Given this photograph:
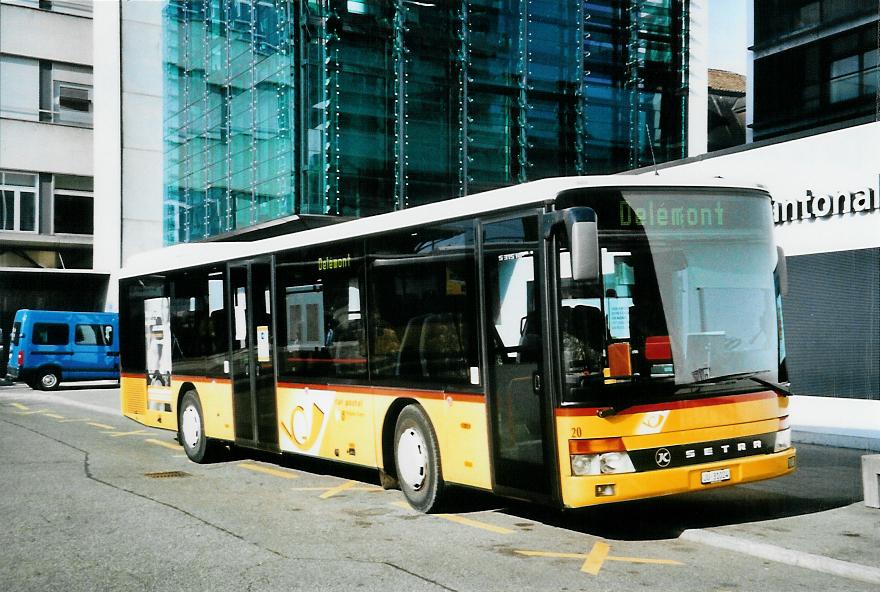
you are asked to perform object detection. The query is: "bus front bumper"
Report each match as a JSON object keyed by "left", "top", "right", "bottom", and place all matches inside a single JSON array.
[{"left": 560, "top": 448, "right": 797, "bottom": 508}]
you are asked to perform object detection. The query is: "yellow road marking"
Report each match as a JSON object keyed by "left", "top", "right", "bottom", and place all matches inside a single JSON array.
[
  {"left": 239, "top": 463, "right": 299, "bottom": 479},
  {"left": 581, "top": 542, "right": 610, "bottom": 575},
  {"left": 436, "top": 514, "right": 513, "bottom": 535},
  {"left": 319, "top": 480, "right": 358, "bottom": 499},
  {"left": 16, "top": 409, "right": 48, "bottom": 415},
  {"left": 88, "top": 422, "right": 115, "bottom": 430},
  {"left": 146, "top": 438, "right": 180, "bottom": 451},
  {"left": 108, "top": 429, "right": 149, "bottom": 437},
  {"left": 10, "top": 403, "right": 29, "bottom": 410},
  {"left": 517, "top": 551, "right": 586, "bottom": 559},
  {"left": 390, "top": 502, "right": 512, "bottom": 534},
  {"left": 59, "top": 418, "right": 92, "bottom": 423},
  {"left": 292, "top": 485, "right": 383, "bottom": 492},
  {"left": 44, "top": 413, "right": 65, "bottom": 419},
  {"left": 515, "top": 543, "right": 682, "bottom": 576}
]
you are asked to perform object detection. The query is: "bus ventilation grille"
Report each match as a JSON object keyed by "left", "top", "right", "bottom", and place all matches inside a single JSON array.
[
  {"left": 122, "top": 380, "right": 147, "bottom": 415},
  {"left": 144, "top": 471, "right": 190, "bottom": 479}
]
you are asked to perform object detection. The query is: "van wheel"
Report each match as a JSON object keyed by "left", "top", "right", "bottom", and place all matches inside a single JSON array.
[
  {"left": 394, "top": 404, "right": 445, "bottom": 513},
  {"left": 37, "top": 369, "right": 61, "bottom": 391},
  {"left": 178, "top": 390, "right": 218, "bottom": 463}
]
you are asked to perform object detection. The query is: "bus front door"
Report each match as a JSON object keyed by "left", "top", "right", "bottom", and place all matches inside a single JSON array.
[
  {"left": 482, "top": 214, "right": 553, "bottom": 499},
  {"left": 229, "top": 260, "right": 278, "bottom": 451}
]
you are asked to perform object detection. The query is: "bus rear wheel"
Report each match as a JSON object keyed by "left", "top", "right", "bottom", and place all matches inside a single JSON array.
[
  {"left": 178, "top": 390, "right": 218, "bottom": 463},
  {"left": 394, "top": 404, "right": 444, "bottom": 513}
]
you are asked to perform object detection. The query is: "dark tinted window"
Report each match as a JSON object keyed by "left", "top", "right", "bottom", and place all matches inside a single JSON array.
[
  {"left": 368, "top": 221, "right": 479, "bottom": 386},
  {"left": 32, "top": 323, "right": 69, "bottom": 345},
  {"left": 54, "top": 194, "right": 94, "bottom": 234},
  {"left": 170, "top": 269, "right": 209, "bottom": 377},
  {"left": 276, "top": 242, "right": 368, "bottom": 381},
  {"left": 75, "top": 324, "right": 113, "bottom": 346},
  {"left": 119, "top": 276, "right": 166, "bottom": 374}
]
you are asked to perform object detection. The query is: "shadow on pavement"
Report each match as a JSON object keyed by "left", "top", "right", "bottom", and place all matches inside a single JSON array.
[
  {"left": 500, "top": 442, "right": 867, "bottom": 540},
  {"left": 175, "top": 437, "right": 869, "bottom": 541}
]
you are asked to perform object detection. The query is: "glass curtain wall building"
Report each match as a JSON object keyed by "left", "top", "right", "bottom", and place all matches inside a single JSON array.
[{"left": 163, "top": 0, "right": 689, "bottom": 244}]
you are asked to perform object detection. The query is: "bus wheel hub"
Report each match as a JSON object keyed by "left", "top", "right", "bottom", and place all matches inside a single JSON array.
[{"left": 397, "top": 428, "right": 427, "bottom": 490}]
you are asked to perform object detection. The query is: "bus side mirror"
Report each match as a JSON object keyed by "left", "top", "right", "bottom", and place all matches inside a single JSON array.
[
  {"left": 545, "top": 207, "right": 600, "bottom": 282},
  {"left": 775, "top": 246, "right": 788, "bottom": 296}
]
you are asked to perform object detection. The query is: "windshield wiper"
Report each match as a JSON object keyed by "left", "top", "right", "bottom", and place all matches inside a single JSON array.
[
  {"left": 597, "top": 372, "right": 791, "bottom": 418},
  {"left": 690, "top": 371, "right": 792, "bottom": 397}
]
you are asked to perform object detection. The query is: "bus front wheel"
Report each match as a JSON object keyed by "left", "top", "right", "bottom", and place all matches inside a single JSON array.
[
  {"left": 178, "top": 390, "right": 217, "bottom": 463},
  {"left": 394, "top": 404, "right": 445, "bottom": 513}
]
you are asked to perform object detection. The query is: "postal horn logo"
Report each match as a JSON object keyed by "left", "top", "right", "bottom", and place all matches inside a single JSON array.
[{"left": 655, "top": 448, "right": 672, "bottom": 468}]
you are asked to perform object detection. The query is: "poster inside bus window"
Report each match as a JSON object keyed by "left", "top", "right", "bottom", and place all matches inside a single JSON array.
[{"left": 144, "top": 297, "right": 172, "bottom": 411}]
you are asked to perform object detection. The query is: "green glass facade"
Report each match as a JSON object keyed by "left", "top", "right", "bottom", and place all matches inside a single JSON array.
[{"left": 164, "top": 0, "right": 689, "bottom": 244}]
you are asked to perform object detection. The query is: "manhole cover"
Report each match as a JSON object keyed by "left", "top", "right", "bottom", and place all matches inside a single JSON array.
[{"left": 144, "top": 471, "right": 191, "bottom": 479}]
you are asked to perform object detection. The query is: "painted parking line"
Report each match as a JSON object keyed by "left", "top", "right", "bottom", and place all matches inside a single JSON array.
[
  {"left": 107, "top": 429, "right": 150, "bottom": 437},
  {"left": 58, "top": 418, "right": 93, "bottom": 423},
  {"left": 390, "top": 502, "right": 513, "bottom": 535},
  {"left": 146, "top": 438, "right": 180, "bottom": 451},
  {"left": 239, "top": 462, "right": 299, "bottom": 479},
  {"left": 436, "top": 513, "right": 514, "bottom": 535},
  {"left": 290, "top": 482, "right": 383, "bottom": 497},
  {"left": 44, "top": 413, "right": 65, "bottom": 419},
  {"left": 9, "top": 403, "right": 30, "bottom": 410},
  {"left": 319, "top": 480, "right": 359, "bottom": 499},
  {"left": 88, "top": 422, "right": 116, "bottom": 430},
  {"left": 516, "top": 542, "right": 682, "bottom": 576},
  {"left": 15, "top": 409, "right": 48, "bottom": 415}
]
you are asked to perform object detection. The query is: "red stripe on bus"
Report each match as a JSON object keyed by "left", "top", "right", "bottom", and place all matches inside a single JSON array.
[
  {"left": 275, "top": 381, "right": 485, "bottom": 404},
  {"left": 555, "top": 391, "right": 777, "bottom": 417}
]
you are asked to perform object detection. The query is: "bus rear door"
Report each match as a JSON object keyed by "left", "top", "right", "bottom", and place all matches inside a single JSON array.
[{"left": 229, "top": 259, "right": 278, "bottom": 450}]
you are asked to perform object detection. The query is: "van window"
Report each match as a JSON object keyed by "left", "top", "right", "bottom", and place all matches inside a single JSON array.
[
  {"left": 11, "top": 322, "right": 21, "bottom": 345},
  {"left": 75, "top": 324, "right": 114, "bottom": 346},
  {"left": 33, "top": 323, "right": 69, "bottom": 345}
]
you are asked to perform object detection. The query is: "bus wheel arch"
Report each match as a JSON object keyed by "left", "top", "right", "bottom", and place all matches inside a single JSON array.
[
  {"left": 392, "top": 403, "right": 445, "bottom": 513},
  {"left": 177, "top": 387, "right": 219, "bottom": 463},
  {"left": 35, "top": 366, "right": 62, "bottom": 391}
]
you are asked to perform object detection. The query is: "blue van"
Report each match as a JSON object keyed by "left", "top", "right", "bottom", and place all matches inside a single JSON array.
[{"left": 6, "top": 310, "right": 119, "bottom": 390}]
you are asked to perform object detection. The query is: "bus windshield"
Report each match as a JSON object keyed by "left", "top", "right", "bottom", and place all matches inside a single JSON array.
[{"left": 556, "top": 190, "right": 780, "bottom": 404}]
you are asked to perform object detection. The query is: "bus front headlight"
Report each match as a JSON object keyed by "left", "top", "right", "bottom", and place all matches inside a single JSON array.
[{"left": 570, "top": 452, "right": 635, "bottom": 476}]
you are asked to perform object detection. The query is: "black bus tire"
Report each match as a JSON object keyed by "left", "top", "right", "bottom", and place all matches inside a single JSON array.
[
  {"left": 37, "top": 368, "right": 61, "bottom": 391},
  {"left": 178, "top": 390, "right": 217, "bottom": 463},
  {"left": 393, "top": 404, "right": 445, "bottom": 513}
]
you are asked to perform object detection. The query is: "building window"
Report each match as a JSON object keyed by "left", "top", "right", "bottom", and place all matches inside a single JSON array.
[
  {"left": 830, "top": 49, "right": 879, "bottom": 103},
  {"left": 53, "top": 80, "right": 93, "bottom": 126},
  {"left": 53, "top": 174, "right": 93, "bottom": 235},
  {"left": 0, "top": 171, "right": 39, "bottom": 233}
]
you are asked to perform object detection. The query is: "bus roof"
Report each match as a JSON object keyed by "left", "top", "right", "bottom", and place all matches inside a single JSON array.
[{"left": 120, "top": 175, "right": 768, "bottom": 279}]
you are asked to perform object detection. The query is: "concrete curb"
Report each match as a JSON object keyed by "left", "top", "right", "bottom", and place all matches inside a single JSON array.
[{"left": 681, "top": 529, "right": 880, "bottom": 585}]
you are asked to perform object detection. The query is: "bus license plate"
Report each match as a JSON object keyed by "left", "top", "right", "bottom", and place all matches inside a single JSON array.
[{"left": 701, "top": 468, "right": 731, "bottom": 485}]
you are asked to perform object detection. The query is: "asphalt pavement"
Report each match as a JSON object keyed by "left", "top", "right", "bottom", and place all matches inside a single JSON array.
[{"left": 1, "top": 381, "right": 878, "bottom": 591}]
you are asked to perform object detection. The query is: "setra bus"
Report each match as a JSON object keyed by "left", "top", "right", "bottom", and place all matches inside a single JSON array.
[{"left": 118, "top": 176, "right": 795, "bottom": 512}]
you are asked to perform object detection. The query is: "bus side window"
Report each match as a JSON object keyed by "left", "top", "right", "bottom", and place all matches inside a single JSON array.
[
  {"left": 368, "top": 221, "right": 478, "bottom": 386},
  {"left": 275, "top": 242, "right": 367, "bottom": 381}
]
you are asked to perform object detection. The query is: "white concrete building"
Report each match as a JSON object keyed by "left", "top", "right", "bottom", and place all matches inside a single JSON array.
[
  {"left": 92, "top": 0, "right": 164, "bottom": 310},
  {"left": 0, "top": 0, "right": 109, "bottom": 372}
]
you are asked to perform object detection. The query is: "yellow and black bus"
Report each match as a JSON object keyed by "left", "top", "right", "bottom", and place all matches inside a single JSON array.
[{"left": 119, "top": 176, "right": 795, "bottom": 512}]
